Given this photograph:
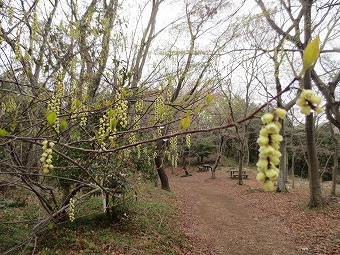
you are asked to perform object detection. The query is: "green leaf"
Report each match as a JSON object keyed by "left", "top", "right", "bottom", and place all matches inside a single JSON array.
[
  {"left": 121, "top": 88, "right": 127, "bottom": 97},
  {"left": 167, "top": 76, "right": 173, "bottom": 85},
  {"left": 179, "top": 114, "right": 191, "bottom": 129},
  {"left": 110, "top": 118, "right": 118, "bottom": 131},
  {"left": 60, "top": 120, "right": 67, "bottom": 131},
  {"left": 108, "top": 108, "right": 116, "bottom": 118},
  {"left": 0, "top": 129, "right": 7, "bottom": 136},
  {"left": 159, "top": 107, "right": 165, "bottom": 115},
  {"left": 206, "top": 94, "right": 215, "bottom": 104},
  {"left": 46, "top": 112, "right": 57, "bottom": 126},
  {"left": 94, "top": 131, "right": 102, "bottom": 143},
  {"left": 299, "top": 35, "right": 320, "bottom": 77},
  {"left": 194, "top": 105, "right": 203, "bottom": 114},
  {"left": 75, "top": 99, "right": 82, "bottom": 108}
]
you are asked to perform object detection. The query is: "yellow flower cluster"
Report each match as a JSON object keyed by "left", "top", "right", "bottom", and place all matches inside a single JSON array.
[
  {"left": 14, "top": 42, "right": 21, "bottom": 60},
  {"left": 69, "top": 197, "right": 75, "bottom": 222},
  {"left": 40, "top": 140, "right": 55, "bottom": 173},
  {"left": 114, "top": 93, "right": 128, "bottom": 128},
  {"left": 123, "top": 148, "right": 131, "bottom": 159},
  {"left": 1, "top": 97, "right": 17, "bottom": 114},
  {"left": 79, "top": 110, "right": 88, "bottom": 127},
  {"left": 296, "top": 90, "right": 323, "bottom": 115},
  {"left": 32, "top": 11, "right": 39, "bottom": 40},
  {"left": 137, "top": 145, "right": 141, "bottom": 159},
  {"left": 170, "top": 136, "right": 178, "bottom": 168},
  {"left": 134, "top": 115, "right": 141, "bottom": 129},
  {"left": 186, "top": 134, "right": 191, "bottom": 149},
  {"left": 8, "top": 7, "right": 14, "bottom": 25},
  {"left": 47, "top": 82, "right": 64, "bottom": 133},
  {"left": 135, "top": 99, "right": 144, "bottom": 114},
  {"left": 70, "top": 97, "right": 80, "bottom": 121},
  {"left": 256, "top": 108, "right": 286, "bottom": 190},
  {"left": 143, "top": 147, "right": 151, "bottom": 166},
  {"left": 154, "top": 96, "right": 165, "bottom": 123},
  {"left": 70, "top": 98, "right": 88, "bottom": 127},
  {"left": 97, "top": 113, "right": 113, "bottom": 150},
  {"left": 128, "top": 133, "right": 136, "bottom": 145}
]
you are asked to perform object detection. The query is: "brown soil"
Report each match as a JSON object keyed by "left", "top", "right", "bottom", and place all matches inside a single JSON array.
[{"left": 168, "top": 167, "right": 340, "bottom": 255}]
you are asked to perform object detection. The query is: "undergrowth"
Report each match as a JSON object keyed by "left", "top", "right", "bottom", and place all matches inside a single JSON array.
[{"left": 0, "top": 183, "right": 188, "bottom": 255}]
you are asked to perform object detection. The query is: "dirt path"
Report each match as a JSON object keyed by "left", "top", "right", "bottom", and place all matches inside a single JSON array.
[{"left": 169, "top": 169, "right": 304, "bottom": 255}]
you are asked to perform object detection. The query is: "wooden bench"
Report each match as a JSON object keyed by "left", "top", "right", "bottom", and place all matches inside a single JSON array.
[
  {"left": 198, "top": 164, "right": 212, "bottom": 172},
  {"left": 202, "top": 164, "right": 212, "bottom": 171},
  {"left": 230, "top": 170, "right": 248, "bottom": 179}
]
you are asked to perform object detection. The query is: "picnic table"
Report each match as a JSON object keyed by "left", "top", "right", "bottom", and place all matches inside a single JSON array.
[
  {"left": 230, "top": 169, "right": 248, "bottom": 179},
  {"left": 198, "top": 164, "right": 213, "bottom": 172}
]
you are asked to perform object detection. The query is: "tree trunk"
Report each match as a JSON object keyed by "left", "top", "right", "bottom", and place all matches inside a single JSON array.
[
  {"left": 154, "top": 141, "right": 170, "bottom": 191},
  {"left": 211, "top": 134, "right": 225, "bottom": 179},
  {"left": 304, "top": 0, "right": 323, "bottom": 208},
  {"left": 244, "top": 137, "right": 249, "bottom": 166},
  {"left": 306, "top": 114, "right": 322, "bottom": 207},
  {"left": 291, "top": 150, "right": 295, "bottom": 189},
  {"left": 330, "top": 125, "right": 338, "bottom": 196},
  {"left": 238, "top": 140, "right": 244, "bottom": 185}
]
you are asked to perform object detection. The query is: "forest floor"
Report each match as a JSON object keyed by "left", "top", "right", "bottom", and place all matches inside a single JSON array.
[{"left": 169, "top": 166, "right": 340, "bottom": 255}]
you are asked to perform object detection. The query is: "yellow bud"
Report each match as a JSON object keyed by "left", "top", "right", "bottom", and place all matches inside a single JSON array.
[
  {"left": 271, "top": 166, "right": 279, "bottom": 175},
  {"left": 256, "top": 159, "right": 269, "bottom": 171},
  {"left": 275, "top": 108, "right": 287, "bottom": 119},
  {"left": 260, "top": 128, "right": 269, "bottom": 137},
  {"left": 273, "top": 150, "right": 282, "bottom": 158},
  {"left": 263, "top": 180, "right": 275, "bottom": 191},
  {"left": 45, "top": 148, "right": 53, "bottom": 154},
  {"left": 49, "top": 141, "right": 55, "bottom": 147},
  {"left": 40, "top": 157, "right": 46, "bottom": 162},
  {"left": 265, "top": 123, "right": 280, "bottom": 134},
  {"left": 269, "top": 155, "right": 280, "bottom": 165},
  {"left": 257, "top": 136, "right": 269, "bottom": 146},
  {"left": 256, "top": 172, "right": 266, "bottom": 182},
  {"left": 42, "top": 140, "right": 48, "bottom": 145},
  {"left": 261, "top": 113, "right": 274, "bottom": 124},
  {"left": 300, "top": 105, "right": 311, "bottom": 115},
  {"left": 43, "top": 167, "right": 49, "bottom": 174},
  {"left": 296, "top": 97, "right": 306, "bottom": 107},
  {"left": 301, "top": 89, "right": 314, "bottom": 101},
  {"left": 271, "top": 142, "right": 280, "bottom": 150},
  {"left": 259, "top": 145, "right": 276, "bottom": 156},
  {"left": 271, "top": 134, "right": 283, "bottom": 143},
  {"left": 265, "top": 169, "right": 279, "bottom": 180},
  {"left": 310, "top": 95, "right": 322, "bottom": 105}
]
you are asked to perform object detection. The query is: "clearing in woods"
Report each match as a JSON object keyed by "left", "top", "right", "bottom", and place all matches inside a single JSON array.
[{"left": 169, "top": 167, "right": 340, "bottom": 255}]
